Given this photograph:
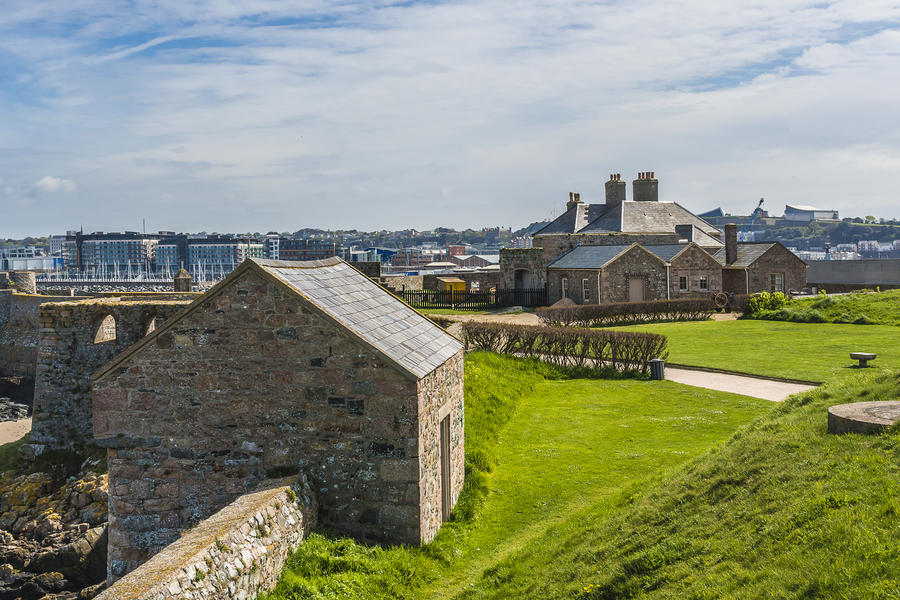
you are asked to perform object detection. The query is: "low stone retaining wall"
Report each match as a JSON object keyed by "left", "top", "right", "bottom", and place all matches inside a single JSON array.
[{"left": 96, "top": 475, "right": 316, "bottom": 599}]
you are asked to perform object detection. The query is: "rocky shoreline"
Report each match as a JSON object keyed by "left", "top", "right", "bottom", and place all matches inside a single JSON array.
[{"left": 0, "top": 468, "right": 108, "bottom": 600}]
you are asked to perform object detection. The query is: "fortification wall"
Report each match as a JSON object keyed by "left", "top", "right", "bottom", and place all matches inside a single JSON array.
[
  {"left": 0, "top": 291, "right": 79, "bottom": 379},
  {"left": 29, "top": 298, "right": 192, "bottom": 452},
  {"left": 807, "top": 259, "right": 900, "bottom": 287},
  {"left": 95, "top": 475, "right": 316, "bottom": 598}
]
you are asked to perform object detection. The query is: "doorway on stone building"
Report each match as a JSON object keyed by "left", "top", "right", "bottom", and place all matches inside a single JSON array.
[
  {"left": 440, "top": 415, "right": 451, "bottom": 522},
  {"left": 628, "top": 277, "right": 645, "bottom": 302}
]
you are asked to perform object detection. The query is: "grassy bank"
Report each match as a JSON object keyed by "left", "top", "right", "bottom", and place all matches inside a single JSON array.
[
  {"left": 263, "top": 353, "right": 769, "bottom": 599},
  {"left": 746, "top": 289, "right": 900, "bottom": 326},
  {"left": 454, "top": 369, "right": 900, "bottom": 599},
  {"left": 618, "top": 320, "right": 899, "bottom": 382}
]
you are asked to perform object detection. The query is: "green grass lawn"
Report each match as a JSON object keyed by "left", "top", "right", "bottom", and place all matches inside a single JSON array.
[
  {"left": 616, "top": 320, "right": 900, "bottom": 382},
  {"left": 452, "top": 369, "right": 900, "bottom": 600},
  {"left": 263, "top": 352, "right": 770, "bottom": 600},
  {"left": 746, "top": 289, "right": 900, "bottom": 326}
]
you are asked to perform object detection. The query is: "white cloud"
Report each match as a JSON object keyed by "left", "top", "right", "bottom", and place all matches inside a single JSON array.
[
  {"left": 34, "top": 175, "right": 77, "bottom": 194},
  {"left": 0, "top": 1, "right": 899, "bottom": 236}
]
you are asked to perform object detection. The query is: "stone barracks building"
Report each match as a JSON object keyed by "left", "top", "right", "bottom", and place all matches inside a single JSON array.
[
  {"left": 502, "top": 171, "right": 806, "bottom": 303},
  {"left": 92, "top": 257, "right": 464, "bottom": 579}
]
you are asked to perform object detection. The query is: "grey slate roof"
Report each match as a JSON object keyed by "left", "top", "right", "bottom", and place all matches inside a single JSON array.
[
  {"left": 712, "top": 243, "right": 776, "bottom": 267},
  {"left": 255, "top": 257, "right": 462, "bottom": 379},
  {"left": 547, "top": 245, "right": 632, "bottom": 269},
  {"left": 581, "top": 202, "right": 720, "bottom": 235},
  {"left": 533, "top": 203, "right": 610, "bottom": 235}
]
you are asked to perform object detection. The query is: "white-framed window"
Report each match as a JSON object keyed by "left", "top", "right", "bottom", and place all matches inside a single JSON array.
[
  {"left": 582, "top": 278, "right": 590, "bottom": 303},
  {"left": 561, "top": 277, "right": 569, "bottom": 299},
  {"left": 771, "top": 272, "right": 784, "bottom": 293},
  {"left": 699, "top": 275, "right": 708, "bottom": 290},
  {"left": 679, "top": 276, "right": 687, "bottom": 291}
]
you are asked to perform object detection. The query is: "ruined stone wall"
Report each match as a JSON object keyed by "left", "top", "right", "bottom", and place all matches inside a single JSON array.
[
  {"left": 499, "top": 248, "right": 546, "bottom": 288},
  {"left": 381, "top": 275, "right": 424, "bottom": 291},
  {"left": 668, "top": 247, "right": 722, "bottom": 298},
  {"left": 95, "top": 476, "right": 316, "bottom": 597},
  {"left": 93, "top": 268, "right": 463, "bottom": 579},
  {"left": 600, "top": 248, "right": 668, "bottom": 303},
  {"left": 29, "top": 298, "right": 191, "bottom": 452},
  {"left": 0, "top": 291, "right": 77, "bottom": 379},
  {"left": 746, "top": 246, "right": 808, "bottom": 294},
  {"left": 417, "top": 351, "right": 464, "bottom": 543}
]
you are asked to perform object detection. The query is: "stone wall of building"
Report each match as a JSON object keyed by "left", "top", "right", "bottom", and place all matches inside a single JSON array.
[
  {"left": 546, "top": 269, "right": 599, "bottom": 305},
  {"left": 499, "top": 248, "right": 547, "bottom": 288},
  {"left": 416, "top": 351, "right": 464, "bottom": 543},
  {"left": 93, "top": 268, "right": 465, "bottom": 578},
  {"left": 29, "top": 298, "right": 192, "bottom": 452},
  {"left": 600, "top": 247, "right": 668, "bottom": 303},
  {"left": 722, "top": 269, "right": 748, "bottom": 294},
  {"left": 95, "top": 475, "right": 316, "bottom": 597},
  {"left": 746, "top": 246, "right": 808, "bottom": 294},
  {"left": 668, "top": 247, "right": 723, "bottom": 298}
]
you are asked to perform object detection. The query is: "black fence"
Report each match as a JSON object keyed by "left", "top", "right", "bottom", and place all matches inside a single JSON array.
[{"left": 394, "top": 288, "right": 547, "bottom": 310}]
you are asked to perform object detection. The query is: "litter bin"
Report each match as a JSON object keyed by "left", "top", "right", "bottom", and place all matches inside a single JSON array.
[{"left": 650, "top": 358, "right": 665, "bottom": 381}]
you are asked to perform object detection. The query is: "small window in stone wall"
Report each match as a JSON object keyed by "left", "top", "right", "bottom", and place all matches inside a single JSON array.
[
  {"left": 561, "top": 278, "right": 569, "bottom": 299},
  {"left": 770, "top": 272, "right": 784, "bottom": 293},
  {"left": 582, "top": 278, "right": 590, "bottom": 303},
  {"left": 94, "top": 314, "right": 117, "bottom": 344},
  {"left": 679, "top": 276, "right": 687, "bottom": 291},
  {"left": 700, "top": 275, "right": 708, "bottom": 290}
]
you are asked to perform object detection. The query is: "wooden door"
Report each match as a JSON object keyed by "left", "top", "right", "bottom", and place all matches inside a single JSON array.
[
  {"left": 628, "top": 277, "right": 644, "bottom": 302},
  {"left": 440, "top": 415, "right": 451, "bottom": 522}
]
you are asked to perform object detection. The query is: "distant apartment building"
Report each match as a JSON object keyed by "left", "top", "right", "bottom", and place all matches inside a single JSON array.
[
  {"left": 279, "top": 239, "right": 341, "bottom": 261},
  {"left": 390, "top": 248, "right": 446, "bottom": 270},
  {"left": 187, "top": 238, "right": 265, "bottom": 277},
  {"left": 0, "top": 246, "right": 45, "bottom": 259},
  {"left": 68, "top": 232, "right": 160, "bottom": 272},
  {"left": 506, "top": 236, "right": 533, "bottom": 249},
  {"left": 49, "top": 234, "right": 71, "bottom": 256}
]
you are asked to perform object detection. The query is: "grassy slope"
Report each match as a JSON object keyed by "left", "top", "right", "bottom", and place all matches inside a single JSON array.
[
  {"left": 618, "top": 320, "right": 899, "bottom": 382},
  {"left": 454, "top": 370, "right": 900, "bottom": 600},
  {"left": 0, "top": 434, "right": 28, "bottom": 472},
  {"left": 758, "top": 289, "right": 900, "bottom": 326},
  {"left": 263, "top": 353, "right": 770, "bottom": 600}
]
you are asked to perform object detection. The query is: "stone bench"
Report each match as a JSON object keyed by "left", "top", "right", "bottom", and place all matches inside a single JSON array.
[{"left": 850, "top": 352, "right": 877, "bottom": 368}]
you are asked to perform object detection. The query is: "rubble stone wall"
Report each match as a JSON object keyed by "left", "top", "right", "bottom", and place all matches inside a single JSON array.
[
  {"left": 669, "top": 247, "right": 723, "bottom": 298},
  {"left": 746, "top": 246, "right": 808, "bottom": 294},
  {"left": 93, "top": 268, "right": 465, "bottom": 579},
  {"left": 600, "top": 248, "right": 668, "bottom": 303},
  {"left": 499, "top": 248, "right": 546, "bottom": 288},
  {"left": 0, "top": 291, "right": 75, "bottom": 379},
  {"left": 95, "top": 476, "right": 316, "bottom": 598},
  {"left": 30, "top": 298, "right": 191, "bottom": 451}
]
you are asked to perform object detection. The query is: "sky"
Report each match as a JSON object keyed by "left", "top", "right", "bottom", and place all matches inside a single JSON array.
[{"left": 2, "top": 0, "right": 900, "bottom": 238}]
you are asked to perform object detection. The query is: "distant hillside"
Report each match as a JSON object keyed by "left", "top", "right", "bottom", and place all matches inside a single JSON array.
[{"left": 512, "top": 221, "right": 549, "bottom": 238}]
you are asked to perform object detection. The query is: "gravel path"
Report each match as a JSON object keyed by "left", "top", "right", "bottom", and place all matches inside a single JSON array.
[{"left": 665, "top": 368, "right": 815, "bottom": 402}]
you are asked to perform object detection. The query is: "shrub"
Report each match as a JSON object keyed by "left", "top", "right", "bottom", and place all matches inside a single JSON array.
[
  {"left": 744, "top": 291, "right": 790, "bottom": 314},
  {"left": 854, "top": 314, "right": 875, "bottom": 325},
  {"left": 535, "top": 298, "right": 713, "bottom": 328},
  {"left": 461, "top": 322, "right": 667, "bottom": 375},
  {"left": 427, "top": 315, "right": 453, "bottom": 329}
]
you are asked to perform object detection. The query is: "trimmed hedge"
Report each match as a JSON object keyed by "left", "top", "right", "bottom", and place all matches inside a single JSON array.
[
  {"left": 461, "top": 322, "right": 668, "bottom": 374},
  {"left": 535, "top": 298, "right": 714, "bottom": 328}
]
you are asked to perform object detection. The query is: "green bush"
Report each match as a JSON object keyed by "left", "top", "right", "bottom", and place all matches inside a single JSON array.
[{"left": 744, "top": 291, "right": 790, "bottom": 314}]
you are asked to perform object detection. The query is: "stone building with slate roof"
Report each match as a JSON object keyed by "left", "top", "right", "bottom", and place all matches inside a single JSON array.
[
  {"left": 501, "top": 172, "right": 806, "bottom": 296},
  {"left": 715, "top": 224, "right": 807, "bottom": 295},
  {"left": 92, "top": 257, "right": 464, "bottom": 580}
]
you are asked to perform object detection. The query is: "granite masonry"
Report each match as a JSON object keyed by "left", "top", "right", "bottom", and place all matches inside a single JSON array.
[
  {"left": 95, "top": 476, "right": 316, "bottom": 598},
  {"left": 92, "top": 258, "right": 464, "bottom": 580},
  {"left": 28, "top": 296, "right": 194, "bottom": 454}
]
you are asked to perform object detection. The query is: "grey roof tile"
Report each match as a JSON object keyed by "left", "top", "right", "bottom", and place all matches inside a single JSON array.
[
  {"left": 254, "top": 258, "right": 462, "bottom": 379},
  {"left": 712, "top": 243, "right": 776, "bottom": 267}
]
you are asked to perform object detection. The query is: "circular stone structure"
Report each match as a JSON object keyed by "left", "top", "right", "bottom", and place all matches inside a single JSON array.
[{"left": 827, "top": 401, "right": 900, "bottom": 434}]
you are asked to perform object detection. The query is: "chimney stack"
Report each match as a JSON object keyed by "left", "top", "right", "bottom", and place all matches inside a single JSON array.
[
  {"left": 632, "top": 171, "right": 659, "bottom": 202},
  {"left": 566, "top": 191, "right": 583, "bottom": 211},
  {"left": 724, "top": 223, "right": 738, "bottom": 265},
  {"left": 605, "top": 173, "right": 626, "bottom": 206}
]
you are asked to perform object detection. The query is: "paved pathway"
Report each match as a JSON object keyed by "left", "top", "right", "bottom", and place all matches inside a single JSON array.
[{"left": 665, "top": 367, "right": 815, "bottom": 402}]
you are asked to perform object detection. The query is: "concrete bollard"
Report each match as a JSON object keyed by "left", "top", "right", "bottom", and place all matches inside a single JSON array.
[
  {"left": 11, "top": 271, "right": 37, "bottom": 294},
  {"left": 650, "top": 358, "right": 665, "bottom": 381}
]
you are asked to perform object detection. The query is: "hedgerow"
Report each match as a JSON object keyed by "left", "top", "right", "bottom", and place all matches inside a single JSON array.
[
  {"left": 535, "top": 298, "right": 713, "bottom": 328},
  {"left": 461, "top": 322, "right": 667, "bottom": 375}
]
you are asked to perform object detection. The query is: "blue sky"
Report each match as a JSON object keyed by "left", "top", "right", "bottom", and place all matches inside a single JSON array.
[{"left": 2, "top": 0, "right": 900, "bottom": 237}]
